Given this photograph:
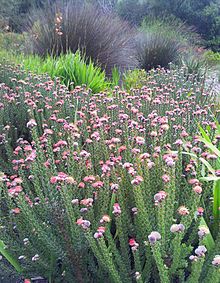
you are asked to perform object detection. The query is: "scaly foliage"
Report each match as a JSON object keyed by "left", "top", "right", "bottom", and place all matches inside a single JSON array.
[{"left": 0, "top": 64, "right": 219, "bottom": 282}]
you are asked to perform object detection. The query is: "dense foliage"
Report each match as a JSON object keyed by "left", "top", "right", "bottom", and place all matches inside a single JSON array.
[
  {"left": 0, "top": 64, "right": 219, "bottom": 282},
  {"left": 27, "top": 2, "right": 137, "bottom": 76}
]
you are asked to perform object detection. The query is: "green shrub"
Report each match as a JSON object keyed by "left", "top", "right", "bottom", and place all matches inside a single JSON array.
[
  {"left": 122, "top": 69, "right": 148, "bottom": 90},
  {"left": 136, "top": 16, "right": 199, "bottom": 70},
  {"left": 180, "top": 53, "right": 208, "bottom": 82},
  {"left": 0, "top": 65, "right": 219, "bottom": 282},
  {"left": 203, "top": 50, "right": 220, "bottom": 67},
  {"left": 0, "top": 32, "right": 26, "bottom": 54},
  {"left": 21, "top": 52, "right": 108, "bottom": 93},
  {"left": 0, "top": 51, "right": 108, "bottom": 93}
]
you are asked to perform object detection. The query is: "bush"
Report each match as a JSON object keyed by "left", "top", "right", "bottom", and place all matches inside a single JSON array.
[
  {"left": 203, "top": 50, "right": 220, "bottom": 67},
  {"left": 27, "top": 1, "right": 137, "bottom": 76},
  {"left": 0, "top": 66, "right": 219, "bottom": 282},
  {"left": 122, "top": 69, "right": 148, "bottom": 90},
  {"left": 0, "top": 51, "right": 108, "bottom": 93},
  {"left": 0, "top": 32, "right": 26, "bottom": 54},
  {"left": 20, "top": 52, "right": 108, "bottom": 93},
  {"left": 136, "top": 16, "right": 199, "bottom": 70}
]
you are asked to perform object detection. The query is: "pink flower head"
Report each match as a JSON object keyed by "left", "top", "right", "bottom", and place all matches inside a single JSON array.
[
  {"left": 131, "top": 175, "right": 143, "bottom": 186},
  {"left": 170, "top": 223, "right": 185, "bottom": 233},
  {"left": 113, "top": 203, "right": 121, "bottom": 216},
  {"left": 148, "top": 231, "right": 161, "bottom": 245},
  {"left": 27, "top": 119, "right": 37, "bottom": 129},
  {"left": 135, "top": 136, "right": 145, "bottom": 145},
  {"left": 129, "top": 238, "right": 139, "bottom": 251},
  {"left": 154, "top": 191, "right": 167, "bottom": 205},
  {"left": 196, "top": 207, "right": 204, "bottom": 217},
  {"left": 92, "top": 181, "right": 104, "bottom": 189},
  {"left": 193, "top": 185, "right": 202, "bottom": 194},
  {"left": 178, "top": 206, "right": 189, "bottom": 216},
  {"left": 8, "top": 185, "right": 23, "bottom": 196},
  {"left": 83, "top": 176, "right": 96, "bottom": 183},
  {"left": 212, "top": 255, "right": 220, "bottom": 266},
  {"left": 162, "top": 174, "right": 170, "bottom": 183},
  {"left": 195, "top": 245, "right": 207, "bottom": 257}
]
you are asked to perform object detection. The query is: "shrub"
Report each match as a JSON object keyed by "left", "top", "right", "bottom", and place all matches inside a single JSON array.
[
  {"left": 27, "top": 1, "right": 137, "bottom": 76},
  {"left": 0, "top": 51, "right": 108, "bottom": 93},
  {"left": 0, "top": 66, "right": 219, "bottom": 282},
  {"left": 122, "top": 69, "right": 148, "bottom": 90},
  {"left": 0, "top": 32, "right": 26, "bottom": 54},
  {"left": 203, "top": 50, "right": 220, "bottom": 67},
  {"left": 180, "top": 52, "right": 208, "bottom": 82},
  {"left": 136, "top": 16, "right": 199, "bottom": 70},
  {"left": 20, "top": 52, "right": 108, "bottom": 93}
]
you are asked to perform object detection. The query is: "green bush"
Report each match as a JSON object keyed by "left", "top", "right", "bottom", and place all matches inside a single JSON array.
[
  {"left": 203, "top": 50, "right": 220, "bottom": 67},
  {"left": 122, "top": 69, "right": 148, "bottom": 90},
  {"left": 136, "top": 16, "right": 199, "bottom": 70},
  {"left": 0, "top": 65, "right": 219, "bottom": 282},
  {"left": 0, "top": 32, "right": 26, "bottom": 54},
  {"left": 0, "top": 51, "right": 108, "bottom": 93}
]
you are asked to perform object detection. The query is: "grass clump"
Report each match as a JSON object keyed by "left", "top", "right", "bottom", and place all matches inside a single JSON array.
[
  {"left": 136, "top": 16, "right": 200, "bottom": 70},
  {"left": 27, "top": 1, "right": 137, "bottom": 76}
]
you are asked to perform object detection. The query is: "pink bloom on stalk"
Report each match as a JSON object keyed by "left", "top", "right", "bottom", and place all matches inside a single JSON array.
[
  {"left": 54, "top": 140, "right": 67, "bottom": 148},
  {"left": 135, "top": 136, "right": 145, "bottom": 145},
  {"left": 44, "top": 129, "right": 53, "bottom": 135},
  {"left": 148, "top": 231, "right": 161, "bottom": 245},
  {"left": 123, "top": 162, "right": 133, "bottom": 169},
  {"left": 118, "top": 146, "right": 127, "bottom": 153},
  {"left": 101, "top": 164, "right": 111, "bottom": 174},
  {"left": 8, "top": 185, "right": 23, "bottom": 196},
  {"left": 80, "top": 198, "right": 93, "bottom": 207},
  {"left": 131, "top": 175, "right": 143, "bottom": 186},
  {"left": 196, "top": 207, "right": 204, "bottom": 217},
  {"left": 178, "top": 206, "right": 189, "bottom": 216},
  {"left": 78, "top": 219, "right": 91, "bottom": 230},
  {"left": 147, "top": 161, "right": 155, "bottom": 169},
  {"left": 212, "top": 255, "right": 220, "bottom": 266},
  {"left": 110, "top": 183, "right": 119, "bottom": 193},
  {"left": 100, "top": 215, "right": 111, "bottom": 223},
  {"left": 113, "top": 203, "right": 121, "bottom": 216},
  {"left": 162, "top": 174, "right": 170, "bottom": 183},
  {"left": 195, "top": 246, "right": 207, "bottom": 257},
  {"left": 92, "top": 181, "right": 104, "bottom": 189},
  {"left": 78, "top": 182, "right": 85, "bottom": 189},
  {"left": 170, "top": 224, "right": 185, "bottom": 233},
  {"left": 83, "top": 176, "right": 96, "bottom": 183},
  {"left": 26, "top": 119, "right": 37, "bottom": 128},
  {"left": 139, "top": 153, "right": 150, "bottom": 160},
  {"left": 129, "top": 238, "right": 139, "bottom": 251},
  {"left": 188, "top": 178, "right": 200, "bottom": 185},
  {"left": 11, "top": 208, "right": 20, "bottom": 214},
  {"left": 193, "top": 185, "right": 202, "bottom": 194},
  {"left": 154, "top": 191, "right": 167, "bottom": 205},
  {"left": 80, "top": 150, "right": 91, "bottom": 159},
  {"left": 165, "top": 156, "right": 175, "bottom": 167},
  {"left": 174, "top": 139, "right": 183, "bottom": 146},
  {"left": 97, "top": 226, "right": 106, "bottom": 233},
  {"left": 150, "top": 131, "right": 157, "bottom": 137},
  {"left": 131, "top": 148, "right": 140, "bottom": 154},
  {"left": 91, "top": 131, "right": 100, "bottom": 141},
  {"left": 50, "top": 176, "right": 58, "bottom": 184}
]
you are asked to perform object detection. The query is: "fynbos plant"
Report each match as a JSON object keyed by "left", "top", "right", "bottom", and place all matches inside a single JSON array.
[{"left": 0, "top": 66, "right": 219, "bottom": 282}]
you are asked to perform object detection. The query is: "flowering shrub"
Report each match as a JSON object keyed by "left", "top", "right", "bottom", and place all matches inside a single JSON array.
[{"left": 0, "top": 65, "right": 219, "bottom": 282}]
